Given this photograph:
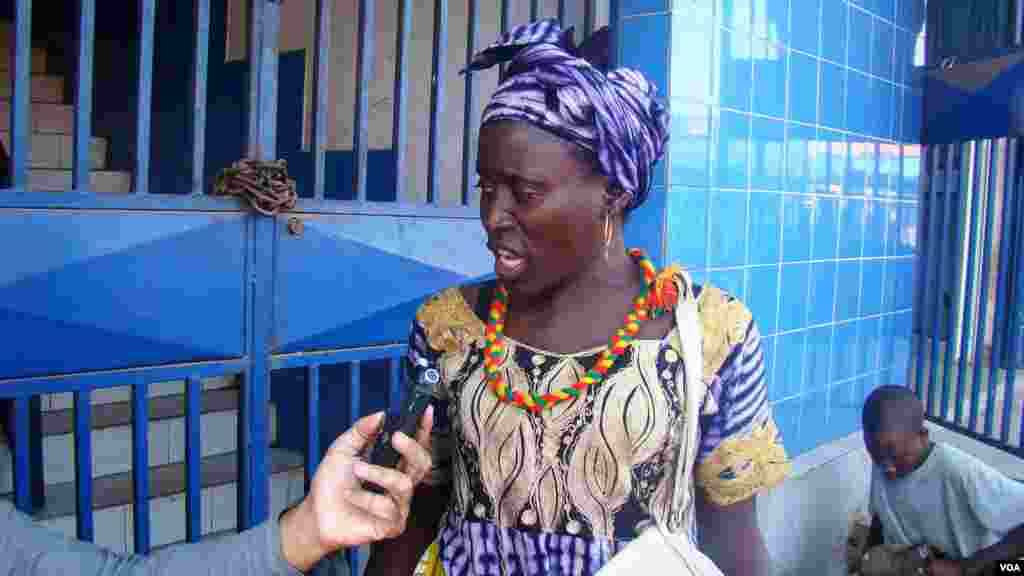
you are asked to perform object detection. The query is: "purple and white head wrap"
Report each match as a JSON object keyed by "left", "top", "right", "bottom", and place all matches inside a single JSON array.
[{"left": 464, "top": 19, "right": 669, "bottom": 211}]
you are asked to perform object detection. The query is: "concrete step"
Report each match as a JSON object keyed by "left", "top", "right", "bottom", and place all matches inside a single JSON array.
[
  {"left": 0, "top": 74, "right": 63, "bottom": 103},
  {"left": 27, "top": 168, "right": 131, "bottom": 192},
  {"left": 0, "top": 101, "right": 75, "bottom": 134},
  {"left": 28, "top": 448, "right": 306, "bottom": 554},
  {"left": 40, "top": 377, "right": 240, "bottom": 414},
  {"left": 0, "top": 130, "right": 106, "bottom": 170},
  {"left": 0, "top": 46, "right": 47, "bottom": 74},
  {"left": 0, "top": 388, "right": 279, "bottom": 491}
]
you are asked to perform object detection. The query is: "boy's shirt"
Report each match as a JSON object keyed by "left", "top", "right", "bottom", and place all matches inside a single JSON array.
[{"left": 869, "top": 441, "right": 1024, "bottom": 560}]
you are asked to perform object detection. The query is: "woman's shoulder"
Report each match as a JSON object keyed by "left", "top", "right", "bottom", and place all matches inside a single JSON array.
[
  {"left": 412, "top": 281, "right": 493, "bottom": 355},
  {"left": 672, "top": 272, "right": 755, "bottom": 380}
]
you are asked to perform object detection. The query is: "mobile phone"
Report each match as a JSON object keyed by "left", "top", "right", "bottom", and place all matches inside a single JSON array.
[{"left": 362, "top": 389, "right": 433, "bottom": 494}]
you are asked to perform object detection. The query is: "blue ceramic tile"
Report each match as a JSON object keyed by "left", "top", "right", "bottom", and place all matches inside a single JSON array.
[
  {"left": 892, "top": 28, "right": 910, "bottom": 86},
  {"left": 878, "top": 313, "right": 895, "bottom": 369},
  {"left": 748, "top": 192, "right": 782, "bottom": 264},
  {"left": 804, "top": 326, "right": 833, "bottom": 388},
  {"left": 904, "top": 88, "right": 922, "bottom": 143},
  {"left": 846, "top": 71, "right": 870, "bottom": 134},
  {"left": 788, "top": 52, "right": 818, "bottom": 124},
  {"left": 823, "top": 130, "right": 847, "bottom": 194},
  {"left": 857, "top": 317, "right": 880, "bottom": 375},
  {"left": 623, "top": 0, "right": 669, "bottom": 16},
  {"left": 773, "top": 330, "right": 806, "bottom": 400},
  {"left": 809, "top": 261, "right": 837, "bottom": 325},
  {"left": 873, "top": 20, "right": 893, "bottom": 80},
  {"left": 813, "top": 196, "right": 838, "bottom": 259},
  {"left": 719, "top": 28, "right": 752, "bottom": 111},
  {"left": 886, "top": 258, "right": 915, "bottom": 312},
  {"left": 848, "top": 8, "right": 872, "bottom": 72},
  {"left": 901, "top": 144, "right": 921, "bottom": 198},
  {"left": 821, "top": 0, "right": 848, "bottom": 64},
  {"left": 838, "top": 198, "right": 864, "bottom": 258},
  {"left": 671, "top": 4, "right": 714, "bottom": 103},
  {"left": 786, "top": 124, "right": 816, "bottom": 193},
  {"left": 835, "top": 261, "right": 861, "bottom": 321},
  {"left": 863, "top": 201, "right": 887, "bottom": 257},
  {"left": 896, "top": 202, "right": 917, "bottom": 256},
  {"left": 670, "top": 102, "right": 711, "bottom": 187},
  {"left": 875, "top": 81, "right": 894, "bottom": 139},
  {"left": 708, "top": 189, "right": 748, "bottom": 266},
  {"left": 721, "top": 0, "right": 753, "bottom": 30},
  {"left": 878, "top": 142, "right": 900, "bottom": 197},
  {"left": 628, "top": 185, "right": 667, "bottom": 264},
  {"left": 790, "top": 0, "right": 820, "bottom": 55},
  {"left": 884, "top": 202, "right": 900, "bottom": 257},
  {"left": 801, "top": 387, "right": 831, "bottom": 449},
  {"left": 752, "top": 0, "right": 789, "bottom": 44},
  {"left": 891, "top": 311, "right": 913, "bottom": 382},
  {"left": 779, "top": 263, "right": 810, "bottom": 331},
  {"left": 751, "top": 117, "right": 785, "bottom": 189},
  {"left": 717, "top": 110, "right": 750, "bottom": 187},
  {"left": 710, "top": 268, "right": 747, "bottom": 300},
  {"left": 782, "top": 195, "right": 814, "bottom": 262},
  {"left": 621, "top": 15, "right": 669, "bottom": 91},
  {"left": 829, "top": 380, "right": 860, "bottom": 438},
  {"left": 748, "top": 265, "right": 780, "bottom": 334},
  {"left": 860, "top": 259, "right": 884, "bottom": 315},
  {"left": 847, "top": 140, "right": 873, "bottom": 196},
  {"left": 666, "top": 188, "right": 708, "bottom": 269},
  {"left": 892, "top": 86, "right": 905, "bottom": 142},
  {"left": 772, "top": 397, "right": 803, "bottom": 453},
  {"left": 752, "top": 39, "right": 787, "bottom": 118},
  {"left": 831, "top": 321, "right": 860, "bottom": 381},
  {"left": 876, "top": 0, "right": 895, "bottom": 21},
  {"left": 820, "top": 61, "right": 846, "bottom": 130}
]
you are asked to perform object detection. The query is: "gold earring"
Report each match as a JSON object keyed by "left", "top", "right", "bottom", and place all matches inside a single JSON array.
[{"left": 603, "top": 213, "right": 613, "bottom": 260}]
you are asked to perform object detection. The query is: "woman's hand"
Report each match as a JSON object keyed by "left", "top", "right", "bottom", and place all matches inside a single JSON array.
[{"left": 279, "top": 407, "right": 434, "bottom": 572}]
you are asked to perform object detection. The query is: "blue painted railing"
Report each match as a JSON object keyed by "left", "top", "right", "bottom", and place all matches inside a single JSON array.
[{"left": 914, "top": 139, "right": 1024, "bottom": 458}]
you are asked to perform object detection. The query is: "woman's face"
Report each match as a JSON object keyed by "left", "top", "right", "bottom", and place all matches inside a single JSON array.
[{"left": 477, "top": 120, "right": 610, "bottom": 297}]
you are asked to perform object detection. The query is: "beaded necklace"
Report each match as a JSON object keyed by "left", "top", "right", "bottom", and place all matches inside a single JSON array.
[{"left": 483, "top": 248, "right": 680, "bottom": 413}]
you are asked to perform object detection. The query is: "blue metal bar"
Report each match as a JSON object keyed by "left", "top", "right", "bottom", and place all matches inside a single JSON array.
[
  {"left": 558, "top": 0, "right": 568, "bottom": 26},
  {"left": 348, "top": 361, "right": 362, "bottom": 576},
  {"left": 0, "top": 360, "right": 247, "bottom": 395},
  {"left": 12, "top": 397, "right": 32, "bottom": 512},
  {"left": 191, "top": 0, "right": 210, "bottom": 196},
  {"left": 305, "top": 365, "right": 320, "bottom": 491},
  {"left": 916, "top": 146, "right": 939, "bottom": 406},
  {"left": 530, "top": 0, "right": 541, "bottom": 20},
  {"left": 990, "top": 139, "right": 1017, "bottom": 439},
  {"left": 501, "top": 0, "right": 512, "bottom": 34},
  {"left": 131, "top": 379, "right": 150, "bottom": 553},
  {"left": 462, "top": 0, "right": 479, "bottom": 206},
  {"left": 926, "top": 145, "right": 946, "bottom": 416},
  {"left": 73, "top": 0, "right": 96, "bottom": 192},
  {"left": 392, "top": 0, "right": 412, "bottom": 203},
  {"left": 311, "top": 0, "right": 331, "bottom": 200},
  {"left": 389, "top": 356, "right": 403, "bottom": 414},
  {"left": 427, "top": 0, "right": 449, "bottom": 204},
  {"left": 608, "top": 0, "right": 621, "bottom": 68},
  {"left": 74, "top": 390, "right": 94, "bottom": 541},
  {"left": 353, "top": 0, "right": 374, "bottom": 202},
  {"left": 584, "top": 0, "right": 596, "bottom": 35},
  {"left": 134, "top": 0, "right": 156, "bottom": 194},
  {"left": 926, "top": 414, "right": 1024, "bottom": 460},
  {"left": 246, "top": 0, "right": 279, "bottom": 161},
  {"left": 1002, "top": 139, "right": 1022, "bottom": 444},
  {"left": 9, "top": 0, "right": 32, "bottom": 190},
  {"left": 956, "top": 142, "right": 983, "bottom": 426},
  {"left": 185, "top": 376, "right": 202, "bottom": 542},
  {"left": 271, "top": 344, "right": 408, "bottom": 370},
  {"left": 940, "top": 144, "right": 962, "bottom": 420},
  {"left": 970, "top": 140, "right": 999, "bottom": 433}
]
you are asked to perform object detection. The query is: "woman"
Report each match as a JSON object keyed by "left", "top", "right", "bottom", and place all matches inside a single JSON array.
[{"left": 364, "top": 19, "right": 791, "bottom": 576}]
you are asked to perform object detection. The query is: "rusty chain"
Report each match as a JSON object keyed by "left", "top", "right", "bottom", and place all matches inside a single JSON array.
[{"left": 213, "top": 159, "right": 298, "bottom": 216}]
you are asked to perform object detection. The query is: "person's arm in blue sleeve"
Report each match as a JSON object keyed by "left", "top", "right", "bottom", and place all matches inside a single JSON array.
[{"left": 0, "top": 410, "right": 433, "bottom": 576}]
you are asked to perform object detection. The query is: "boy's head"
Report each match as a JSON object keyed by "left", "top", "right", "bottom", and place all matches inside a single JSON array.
[{"left": 862, "top": 385, "right": 929, "bottom": 480}]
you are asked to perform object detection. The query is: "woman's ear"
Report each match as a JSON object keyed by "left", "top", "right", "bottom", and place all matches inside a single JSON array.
[{"left": 604, "top": 188, "right": 632, "bottom": 218}]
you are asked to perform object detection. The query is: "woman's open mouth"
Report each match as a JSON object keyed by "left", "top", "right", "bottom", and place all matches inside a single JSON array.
[{"left": 493, "top": 248, "right": 526, "bottom": 280}]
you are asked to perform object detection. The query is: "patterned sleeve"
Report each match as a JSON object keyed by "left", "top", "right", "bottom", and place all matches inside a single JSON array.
[
  {"left": 406, "top": 318, "right": 453, "bottom": 487},
  {"left": 693, "top": 288, "right": 791, "bottom": 507}
]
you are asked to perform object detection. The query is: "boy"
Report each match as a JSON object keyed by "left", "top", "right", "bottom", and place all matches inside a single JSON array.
[{"left": 862, "top": 385, "right": 1024, "bottom": 576}]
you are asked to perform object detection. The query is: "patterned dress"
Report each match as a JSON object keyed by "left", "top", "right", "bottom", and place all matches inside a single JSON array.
[{"left": 408, "top": 273, "right": 790, "bottom": 576}]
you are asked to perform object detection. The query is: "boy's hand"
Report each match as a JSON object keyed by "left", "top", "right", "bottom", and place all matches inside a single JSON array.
[{"left": 926, "top": 558, "right": 963, "bottom": 576}]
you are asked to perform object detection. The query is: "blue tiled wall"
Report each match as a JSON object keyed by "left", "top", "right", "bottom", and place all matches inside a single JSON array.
[{"left": 620, "top": 0, "right": 922, "bottom": 457}]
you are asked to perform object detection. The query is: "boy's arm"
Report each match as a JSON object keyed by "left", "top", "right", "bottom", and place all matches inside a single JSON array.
[{"left": 954, "top": 462, "right": 1024, "bottom": 575}]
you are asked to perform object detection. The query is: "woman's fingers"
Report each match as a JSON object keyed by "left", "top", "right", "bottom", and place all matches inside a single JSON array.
[
  {"left": 391, "top": 431, "right": 432, "bottom": 483},
  {"left": 353, "top": 461, "right": 415, "bottom": 505}
]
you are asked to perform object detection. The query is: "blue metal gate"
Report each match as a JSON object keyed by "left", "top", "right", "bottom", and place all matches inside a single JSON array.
[{"left": 1, "top": 0, "right": 613, "bottom": 568}]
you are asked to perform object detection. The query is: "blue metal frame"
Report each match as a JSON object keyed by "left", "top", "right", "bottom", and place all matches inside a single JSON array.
[
  {"left": 989, "top": 139, "right": 1018, "bottom": 439},
  {"left": 969, "top": 141, "right": 999, "bottom": 432},
  {"left": 955, "top": 142, "right": 983, "bottom": 425},
  {"left": 73, "top": 0, "right": 95, "bottom": 192},
  {"left": 134, "top": 0, "right": 155, "bottom": 194}
]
